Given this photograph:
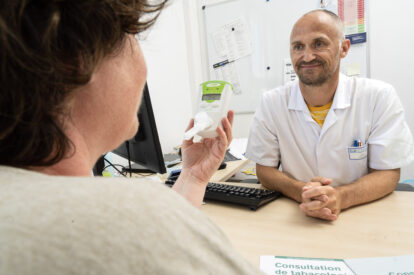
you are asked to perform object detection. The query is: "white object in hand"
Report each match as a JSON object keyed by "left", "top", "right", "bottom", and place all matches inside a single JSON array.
[
  {"left": 184, "top": 112, "right": 214, "bottom": 141},
  {"left": 186, "top": 80, "right": 233, "bottom": 140}
]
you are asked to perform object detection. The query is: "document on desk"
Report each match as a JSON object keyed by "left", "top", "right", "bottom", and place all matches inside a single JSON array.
[
  {"left": 260, "top": 255, "right": 414, "bottom": 275},
  {"left": 260, "top": 256, "right": 354, "bottom": 275},
  {"left": 228, "top": 138, "right": 247, "bottom": 160},
  {"left": 344, "top": 254, "right": 414, "bottom": 275}
]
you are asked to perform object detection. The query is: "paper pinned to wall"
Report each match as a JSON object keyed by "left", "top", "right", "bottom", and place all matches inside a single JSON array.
[
  {"left": 343, "top": 0, "right": 359, "bottom": 35},
  {"left": 212, "top": 30, "right": 228, "bottom": 58},
  {"left": 338, "top": 0, "right": 366, "bottom": 42},
  {"left": 320, "top": 0, "right": 338, "bottom": 13},
  {"left": 212, "top": 17, "right": 252, "bottom": 62},
  {"left": 346, "top": 63, "right": 361, "bottom": 76},
  {"left": 283, "top": 58, "right": 297, "bottom": 84},
  {"left": 213, "top": 60, "right": 242, "bottom": 94}
]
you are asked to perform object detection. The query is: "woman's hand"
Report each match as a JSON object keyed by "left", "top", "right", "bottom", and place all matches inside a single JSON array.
[
  {"left": 172, "top": 111, "right": 234, "bottom": 207},
  {"left": 181, "top": 110, "right": 234, "bottom": 183}
]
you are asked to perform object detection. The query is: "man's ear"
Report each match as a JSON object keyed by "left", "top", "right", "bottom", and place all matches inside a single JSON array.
[{"left": 340, "top": 39, "right": 351, "bottom": 58}]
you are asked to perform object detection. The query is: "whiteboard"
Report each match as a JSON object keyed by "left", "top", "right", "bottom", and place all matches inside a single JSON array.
[{"left": 200, "top": 0, "right": 369, "bottom": 113}]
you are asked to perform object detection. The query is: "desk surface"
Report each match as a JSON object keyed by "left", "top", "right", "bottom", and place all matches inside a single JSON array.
[
  {"left": 158, "top": 159, "right": 249, "bottom": 182},
  {"left": 210, "top": 159, "right": 249, "bottom": 182},
  {"left": 201, "top": 190, "right": 414, "bottom": 266}
]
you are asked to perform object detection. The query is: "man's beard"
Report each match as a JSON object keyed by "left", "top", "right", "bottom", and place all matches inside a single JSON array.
[{"left": 295, "top": 58, "right": 335, "bottom": 86}]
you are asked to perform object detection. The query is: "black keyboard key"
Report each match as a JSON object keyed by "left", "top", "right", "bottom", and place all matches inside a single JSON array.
[
  {"left": 165, "top": 171, "right": 281, "bottom": 210},
  {"left": 206, "top": 182, "right": 280, "bottom": 210}
]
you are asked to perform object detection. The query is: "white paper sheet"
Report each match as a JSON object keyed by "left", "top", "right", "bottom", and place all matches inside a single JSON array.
[
  {"left": 283, "top": 58, "right": 297, "bottom": 84},
  {"left": 212, "top": 17, "right": 252, "bottom": 62},
  {"left": 214, "top": 61, "right": 242, "bottom": 95},
  {"left": 343, "top": 0, "right": 359, "bottom": 35},
  {"left": 346, "top": 63, "right": 361, "bottom": 76},
  {"left": 229, "top": 138, "right": 248, "bottom": 160},
  {"left": 260, "top": 255, "right": 414, "bottom": 275},
  {"left": 260, "top": 256, "right": 355, "bottom": 275}
]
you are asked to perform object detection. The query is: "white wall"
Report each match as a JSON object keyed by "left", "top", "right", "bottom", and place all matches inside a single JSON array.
[
  {"left": 140, "top": 0, "right": 255, "bottom": 151},
  {"left": 182, "top": 0, "right": 256, "bottom": 139},
  {"left": 369, "top": 1, "right": 414, "bottom": 180},
  {"left": 139, "top": 0, "right": 193, "bottom": 154},
  {"left": 143, "top": 0, "right": 414, "bottom": 180}
]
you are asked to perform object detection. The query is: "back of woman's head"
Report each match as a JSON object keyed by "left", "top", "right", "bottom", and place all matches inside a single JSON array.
[{"left": 0, "top": 0, "right": 165, "bottom": 167}]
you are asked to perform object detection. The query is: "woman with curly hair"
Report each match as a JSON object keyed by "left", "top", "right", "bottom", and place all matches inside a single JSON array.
[{"left": 0, "top": 1, "right": 261, "bottom": 274}]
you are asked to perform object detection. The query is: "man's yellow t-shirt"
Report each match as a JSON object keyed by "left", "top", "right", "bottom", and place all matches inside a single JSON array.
[{"left": 307, "top": 101, "right": 332, "bottom": 127}]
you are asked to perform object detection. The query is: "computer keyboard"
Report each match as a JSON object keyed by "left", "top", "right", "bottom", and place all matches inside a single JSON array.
[
  {"left": 223, "top": 149, "right": 241, "bottom": 162},
  {"left": 165, "top": 174, "right": 281, "bottom": 210}
]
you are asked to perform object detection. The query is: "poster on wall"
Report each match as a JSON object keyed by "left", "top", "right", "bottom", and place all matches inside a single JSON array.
[
  {"left": 338, "top": 0, "right": 366, "bottom": 44},
  {"left": 210, "top": 17, "right": 252, "bottom": 95},
  {"left": 320, "top": 0, "right": 367, "bottom": 45},
  {"left": 319, "top": 0, "right": 368, "bottom": 77}
]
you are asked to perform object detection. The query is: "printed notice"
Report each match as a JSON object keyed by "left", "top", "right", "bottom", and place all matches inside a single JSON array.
[
  {"left": 338, "top": 0, "right": 366, "bottom": 44},
  {"left": 213, "top": 60, "right": 242, "bottom": 95},
  {"left": 212, "top": 17, "right": 252, "bottom": 62},
  {"left": 283, "top": 58, "right": 297, "bottom": 84},
  {"left": 260, "top": 256, "right": 355, "bottom": 275},
  {"left": 345, "top": 63, "right": 361, "bottom": 76},
  {"left": 260, "top": 255, "right": 414, "bottom": 274}
]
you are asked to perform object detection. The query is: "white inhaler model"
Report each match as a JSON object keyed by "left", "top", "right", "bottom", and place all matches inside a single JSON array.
[{"left": 184, "top": 80, "right": 233, "bottom": 140}]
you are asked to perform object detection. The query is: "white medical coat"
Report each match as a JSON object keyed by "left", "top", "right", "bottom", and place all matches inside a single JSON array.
[{"left": 246, "top": 74, "right": 414, "bottom": 186}]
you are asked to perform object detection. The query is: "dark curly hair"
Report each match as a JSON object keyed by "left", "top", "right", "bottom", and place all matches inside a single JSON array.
[{"left": 0, "top": 0, "right": 166, "bottom": 167}]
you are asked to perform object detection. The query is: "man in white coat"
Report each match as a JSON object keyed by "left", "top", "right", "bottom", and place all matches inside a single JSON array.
[{"left": 246, "top": 9, "right": 414, "bottom": 221}]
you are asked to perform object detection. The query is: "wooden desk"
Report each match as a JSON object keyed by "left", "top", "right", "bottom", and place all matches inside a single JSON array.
[
  {"left": 156, "top": 159, "right": 249, "bottom": 182},
  {"left": 201, "top": 190, "right": 414, "bottom": 266},
  {"left": 210, "top": 159, "right": 249, "bottom": 182}
]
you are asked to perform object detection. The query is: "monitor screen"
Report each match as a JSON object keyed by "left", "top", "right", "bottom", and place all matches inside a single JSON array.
[{"left": 112, "top": 83, "right": 166, "bottom": 174}]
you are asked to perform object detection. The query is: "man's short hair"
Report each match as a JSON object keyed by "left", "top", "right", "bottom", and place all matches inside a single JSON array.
[
  {"left": 303, "top": 9, "right": 345, "bottom": 40},
  {"left": 0, "top": 0, "right": 165, "bottom": 167}
]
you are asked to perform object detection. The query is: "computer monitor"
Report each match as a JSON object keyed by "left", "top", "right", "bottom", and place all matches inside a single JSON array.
[{"left": 112, "top": 83, "right": 166, "bottom": 174}]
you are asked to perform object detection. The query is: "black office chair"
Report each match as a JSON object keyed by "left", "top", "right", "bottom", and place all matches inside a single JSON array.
[{"left": 395, "top": 180, "right": 414, "bottom": 192}]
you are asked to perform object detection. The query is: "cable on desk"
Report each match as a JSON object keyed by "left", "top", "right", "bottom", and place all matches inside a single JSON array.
[
  {"left": 103, "top": 157, "right": 127, "bottom": 177},
  {"left": 125, "top": 141, "right": 132, "bottom": 177}
]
